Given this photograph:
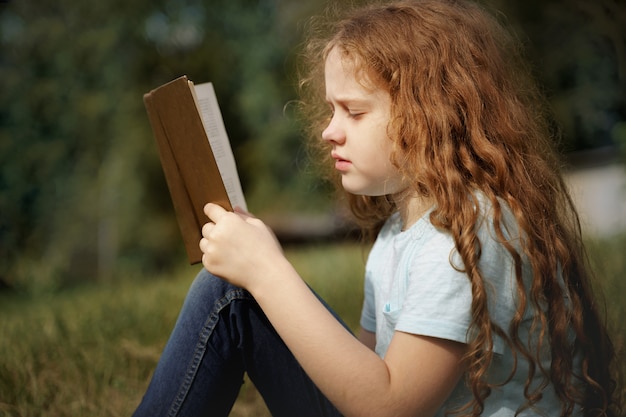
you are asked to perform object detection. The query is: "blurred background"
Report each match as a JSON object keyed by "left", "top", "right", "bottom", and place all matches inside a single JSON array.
[
  {"left": 1, "top": 0, "right": 624, "bottom": 415},
  {"left": 0, "top": 0, "right": 624, "bottom": 292}
]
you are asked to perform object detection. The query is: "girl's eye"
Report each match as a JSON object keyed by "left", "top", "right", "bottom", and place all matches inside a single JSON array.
[{"left": 348, "top": 111, "right": 364, "bottom": 119}]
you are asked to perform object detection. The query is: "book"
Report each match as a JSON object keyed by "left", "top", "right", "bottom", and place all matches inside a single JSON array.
[{"left": 143, "top": 76, "right": 247, "bottom": 264}]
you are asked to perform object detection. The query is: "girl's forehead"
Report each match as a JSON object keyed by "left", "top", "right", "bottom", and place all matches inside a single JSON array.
[
  {"left": 325, "top": 46, "right": 377, "bottom": 91},
  {"left": 325, "top": 46, "right": 354, "bottom": 68}
]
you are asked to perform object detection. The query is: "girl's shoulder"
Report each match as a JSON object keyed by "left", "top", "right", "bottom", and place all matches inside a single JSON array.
[
  {"left": 474, "top": 192, "right": 522, "bottom": 250},
  {"left": 378, "top": 208, "right": 437, "bottom": 242},
  {"left": 377, "top": 192, "right": 521, "bottom": 252}
]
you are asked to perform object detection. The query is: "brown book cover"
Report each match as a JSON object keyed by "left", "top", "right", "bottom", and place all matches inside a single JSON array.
[{"left": 143, "top": 76, "right": 246, "bottom": 264}]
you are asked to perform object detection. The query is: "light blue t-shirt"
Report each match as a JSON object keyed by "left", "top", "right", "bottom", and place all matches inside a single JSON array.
[{"left": 360, "top": 200, "right": 569, "bottom": 415}]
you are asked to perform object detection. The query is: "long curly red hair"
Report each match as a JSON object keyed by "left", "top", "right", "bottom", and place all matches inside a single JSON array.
[{"left": 298, "top": 1, "right": 620, "bottom": 415}]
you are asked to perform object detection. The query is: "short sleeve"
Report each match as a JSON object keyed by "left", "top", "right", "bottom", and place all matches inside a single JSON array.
[
  {"left": 395, "top": 216, "right": 519, "bottom": 354},
  {"left": 360, "top": 270, "right": 377, "bottom": 333},
  {"left": 395, "top": 232, "right": 475, "bottom": 346}
]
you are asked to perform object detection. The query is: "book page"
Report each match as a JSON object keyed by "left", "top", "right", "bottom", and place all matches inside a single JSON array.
[{"left": 190, "top": 82, "right": 247, "bottom": 211}]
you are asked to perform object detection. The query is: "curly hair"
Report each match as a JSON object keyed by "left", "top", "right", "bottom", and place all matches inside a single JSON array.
[{"left": 297, "top": 1, "right": 620, "bottom": 416}]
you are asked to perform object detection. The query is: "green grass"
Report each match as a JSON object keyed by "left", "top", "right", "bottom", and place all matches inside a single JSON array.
[
  {"left": 0, "top": 238, "right": 623, "bottom": 417},
  {"left": 0, "top": 271, "right": 189, "bottom": 416},
  {"left": 0, "top": 243, "right": 367, "bottom": 417}
]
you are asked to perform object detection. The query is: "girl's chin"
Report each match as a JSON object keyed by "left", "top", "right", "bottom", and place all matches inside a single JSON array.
[{"left": 341, "top": 179, "right": 404, "bottom": 198}]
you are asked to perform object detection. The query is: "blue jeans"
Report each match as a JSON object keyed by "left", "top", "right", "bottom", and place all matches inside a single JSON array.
[{"left": 133, "top": 269, "right": 345, "bottom": 416}]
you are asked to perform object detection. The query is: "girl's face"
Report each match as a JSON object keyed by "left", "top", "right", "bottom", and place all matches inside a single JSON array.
[{"left": 322, "top": 47, "right": 406, "bottom": 197}]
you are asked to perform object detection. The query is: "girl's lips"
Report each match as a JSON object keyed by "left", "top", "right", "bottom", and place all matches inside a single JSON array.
[
  {"left": 334, "top": 160, "right": 352, "bottom": 171},
  {"left": 331, "top": 152, "right": 351, "bottom": 171}
]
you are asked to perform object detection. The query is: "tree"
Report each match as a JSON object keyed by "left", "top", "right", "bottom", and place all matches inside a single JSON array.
[
  {"left": 485, "top": 0, "right": 626, "bottom": 153},
  {"left": 1, "top": 0, "right": 622, "bottom": 292},
  {"left": 0, "top": 0, "right": 325, "bottom": 291}
]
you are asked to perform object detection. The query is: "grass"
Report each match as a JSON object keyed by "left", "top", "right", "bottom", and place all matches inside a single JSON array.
[
  {"left": 0, "top": 237, "right": 624, "bottom": 416},
  {"left": 0, "top": 243, "right": 367, "bottom": 417}
]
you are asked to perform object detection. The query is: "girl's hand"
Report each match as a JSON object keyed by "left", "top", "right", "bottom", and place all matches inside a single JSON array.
[{"left": 199, "top": 203, "right": 285, "bottom": 291}]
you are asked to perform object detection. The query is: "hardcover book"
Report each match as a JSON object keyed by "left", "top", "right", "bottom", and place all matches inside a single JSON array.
[{"left": 143, "top": 76, "right": 247, "bottom": 264}]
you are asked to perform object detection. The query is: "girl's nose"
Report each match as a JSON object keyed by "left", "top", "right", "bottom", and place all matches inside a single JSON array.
[{"left": 321, "top": 115, "right": 345, "bottom": 144}]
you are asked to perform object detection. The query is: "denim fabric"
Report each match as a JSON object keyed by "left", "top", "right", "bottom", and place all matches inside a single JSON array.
[{"left": 133, "top": 269, "right": 344, "bottom": 417}]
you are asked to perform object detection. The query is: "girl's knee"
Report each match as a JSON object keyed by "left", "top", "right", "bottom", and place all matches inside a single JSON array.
[
  {"left": 182, "top": 269, "right": 227, "bottom": 311},
  {"left": 185, "top": 269, "right": 250, "bottom": 311}
]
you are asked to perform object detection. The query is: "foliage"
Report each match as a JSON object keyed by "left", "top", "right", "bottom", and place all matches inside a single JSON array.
[
  {"left": 0, "top": 0, "right": 624, "bottom": 292},
  {"left": 0, "top": 0, "right": 327, "bottom": 291},
  {"left": 485, "top": 0, "right": 626, "bottom": 154}
]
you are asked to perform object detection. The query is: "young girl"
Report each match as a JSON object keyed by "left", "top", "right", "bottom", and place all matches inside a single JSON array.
[{"left": 134, "top": 1, "right": 620, "bottom": 416}]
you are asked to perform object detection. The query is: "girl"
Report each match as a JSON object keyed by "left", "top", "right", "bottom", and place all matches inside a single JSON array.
[{"left": 134, "top": 1, "right": 620, "bottom": 416}]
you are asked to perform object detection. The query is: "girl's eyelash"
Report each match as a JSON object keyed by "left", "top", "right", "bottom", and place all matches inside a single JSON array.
[{"left": 325, "top": 103, "right": 363, "bottom": 118}]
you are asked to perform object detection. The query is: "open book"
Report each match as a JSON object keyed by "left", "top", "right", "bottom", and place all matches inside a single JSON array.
[{"left": 143, "top": 76, "right": 247, "bottom": 264}]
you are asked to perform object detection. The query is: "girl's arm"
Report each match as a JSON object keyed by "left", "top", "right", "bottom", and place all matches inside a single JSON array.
[
  {"left": 358, "top": 328, "right": 376, "bottom": 351},
  {"left": 200, "top": 204, "right": 466, "bottom": 417}
]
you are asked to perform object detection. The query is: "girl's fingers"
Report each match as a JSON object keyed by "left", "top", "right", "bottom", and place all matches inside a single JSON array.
[
  {"left": 201, "top": 221, "right": 215, "bottom": 238},
  {"left": 203, "top": 202, "right": 228, "bottom": 222},
  {"left": 199, "top": 237, "right": 208, "bottom": 252},
  {"left": 233, "top": 205, "right": 250, "bottom": 216}
]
